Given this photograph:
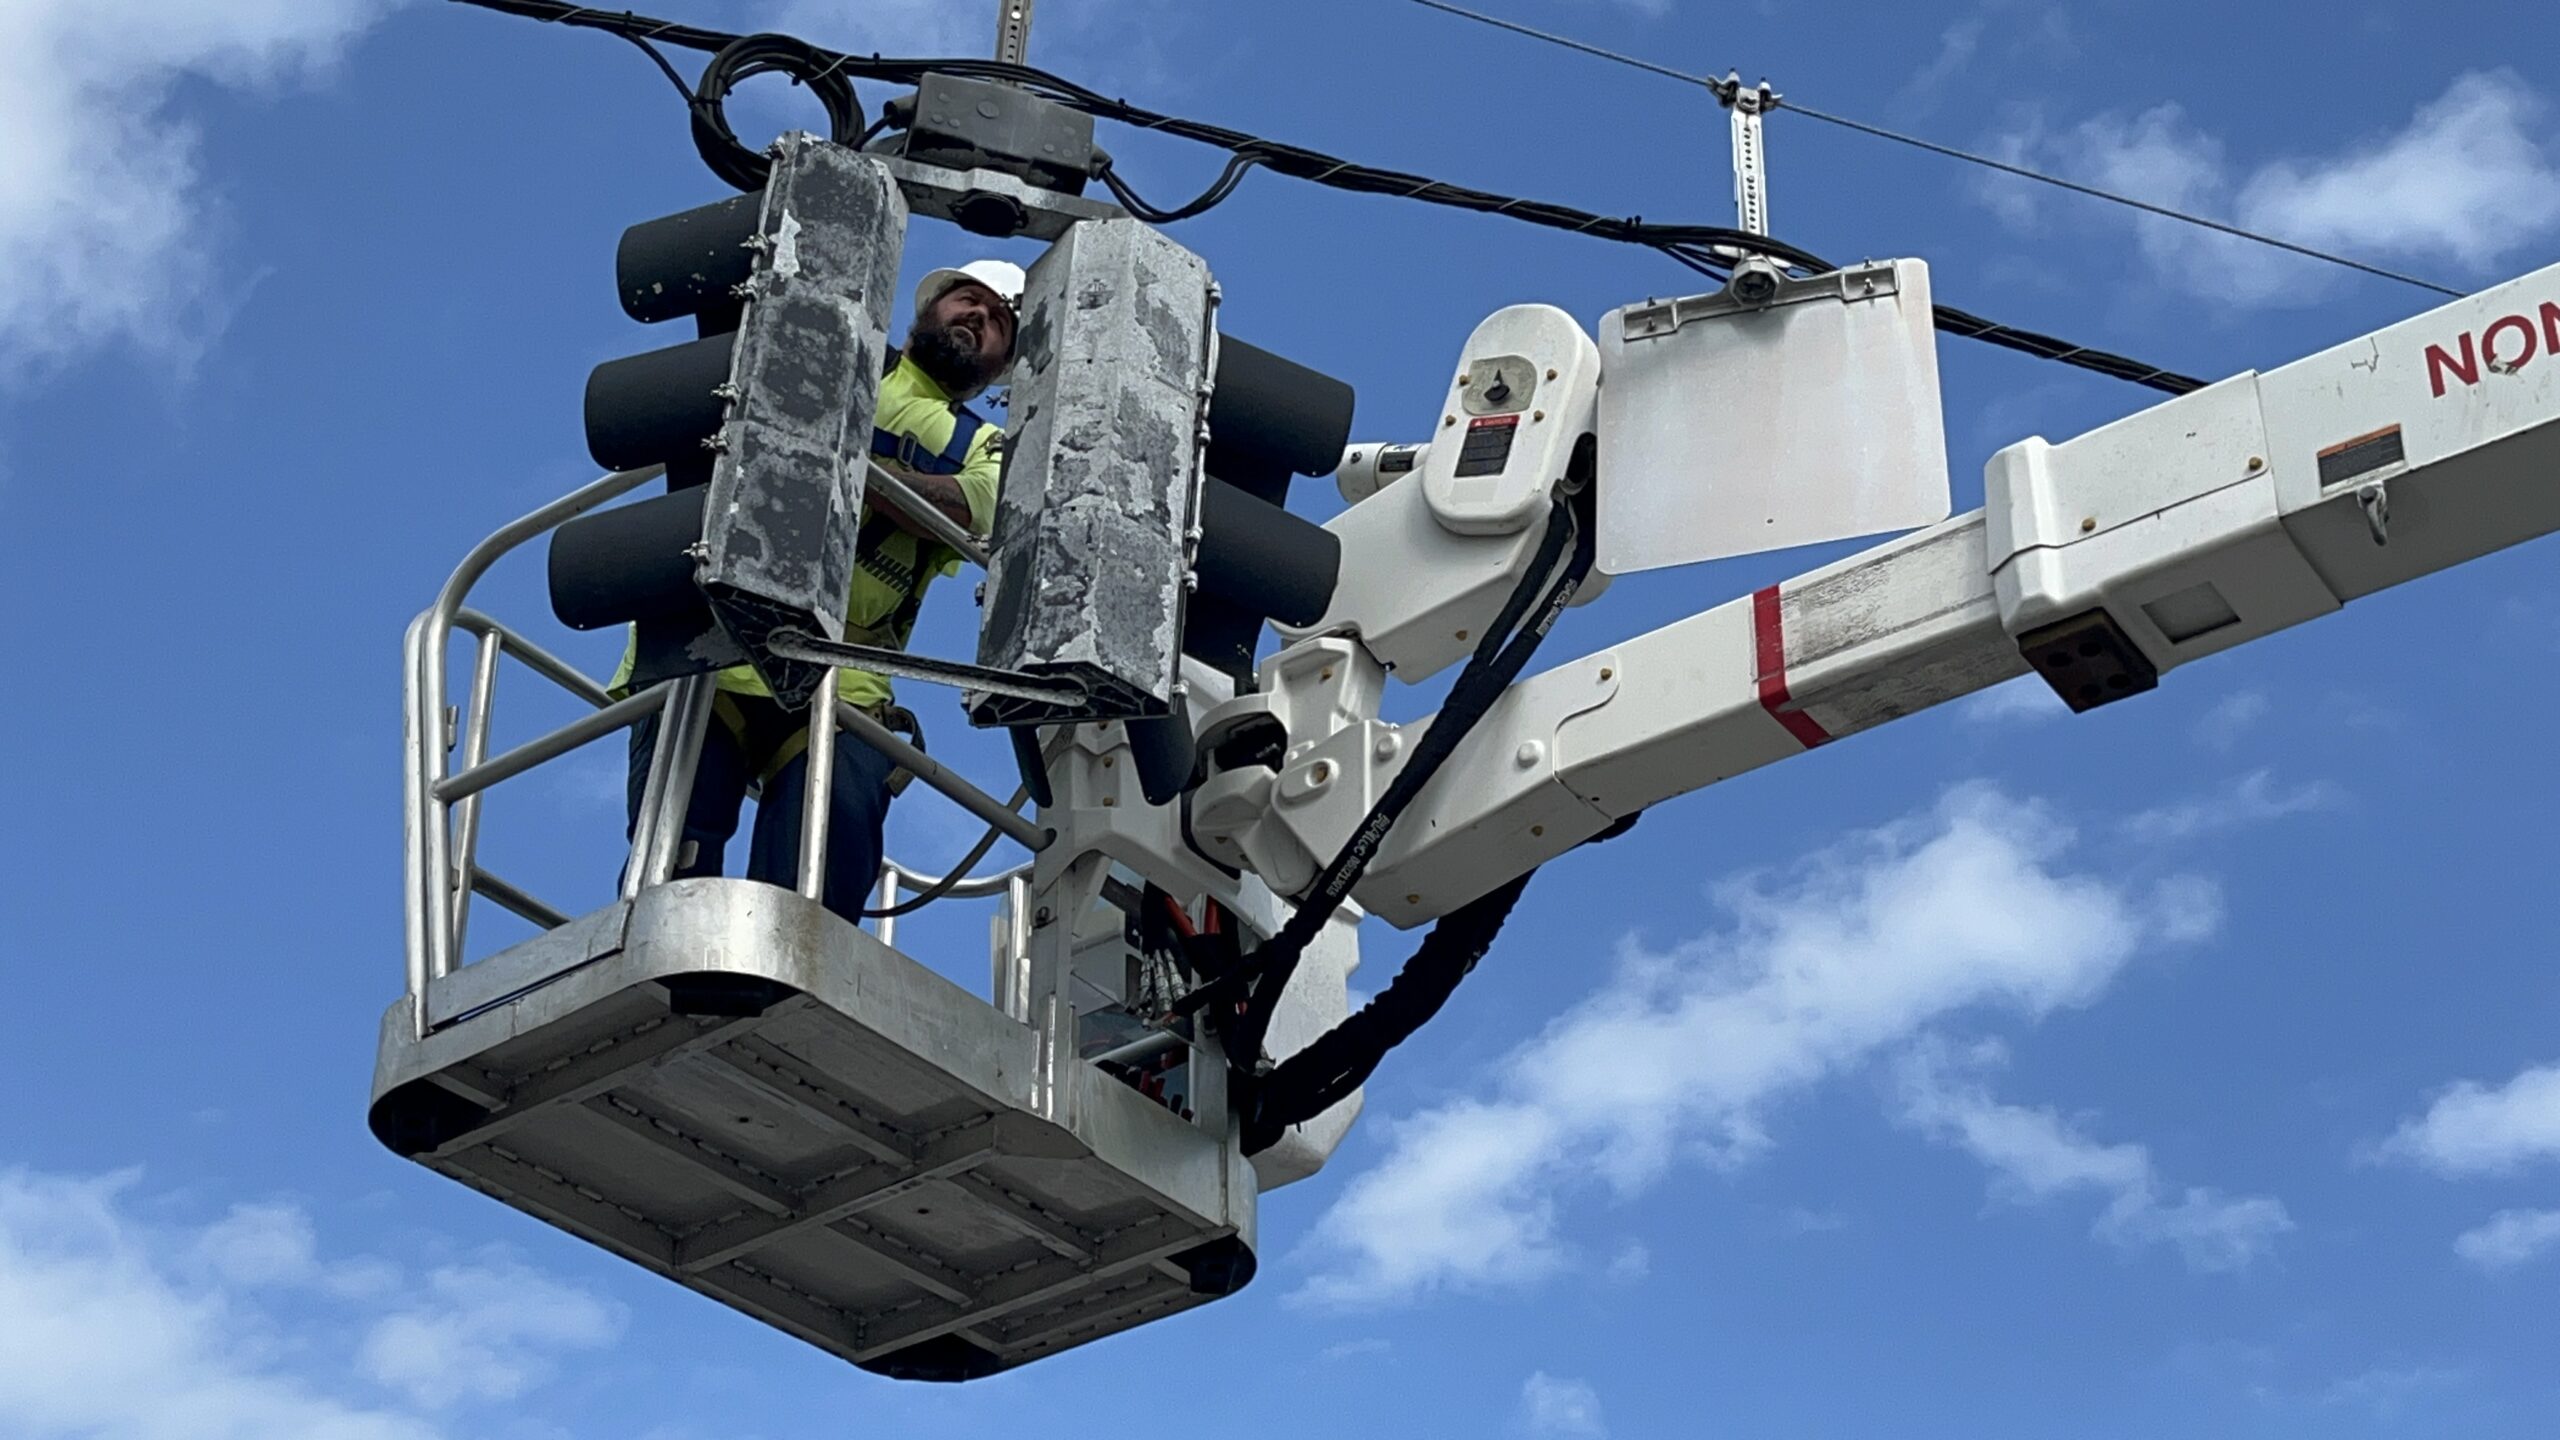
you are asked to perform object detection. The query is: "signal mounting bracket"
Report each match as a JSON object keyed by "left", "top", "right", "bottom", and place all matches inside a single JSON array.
[{"left": 879, "top": 153, "right": 1124, "bottom": 242}]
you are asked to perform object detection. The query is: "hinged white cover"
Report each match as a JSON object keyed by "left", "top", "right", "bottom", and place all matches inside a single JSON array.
[{"left": 1596, "top": 258, "right": 1952, "bottom": 573}]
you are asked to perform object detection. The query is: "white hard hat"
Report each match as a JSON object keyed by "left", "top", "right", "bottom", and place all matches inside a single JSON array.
[
  {"left": 914, "top": 258, "right": 1026, "bottom": 389},
  {"left": 914, "top": 258, "right": 1026, "bottom": 320}
]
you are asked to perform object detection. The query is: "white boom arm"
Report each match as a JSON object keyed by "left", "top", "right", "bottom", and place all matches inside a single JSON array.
[{"left": 1196, "top": 261, "right": 2560, "bottom": 929}]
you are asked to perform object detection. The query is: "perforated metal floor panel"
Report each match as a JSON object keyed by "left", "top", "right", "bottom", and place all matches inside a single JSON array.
[{"left": 369, "top": 879, "right": 1257, "bottom": 1381}]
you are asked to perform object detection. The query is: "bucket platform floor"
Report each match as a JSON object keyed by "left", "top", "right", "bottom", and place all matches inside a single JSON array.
[{"left": 369, "top": 878, "right": 1256, "bottom": 1381}]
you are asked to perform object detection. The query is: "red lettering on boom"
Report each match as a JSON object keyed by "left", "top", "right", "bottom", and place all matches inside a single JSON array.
[
  {"left": 2541, "top": 300, "right": 2560, "bottom": 357},
  {"left": 2484, "top": 314, "right": 2540, "bottom": 373},
  {"left": 2428, "top": 332, "right": 2480, "bottom": 398}
]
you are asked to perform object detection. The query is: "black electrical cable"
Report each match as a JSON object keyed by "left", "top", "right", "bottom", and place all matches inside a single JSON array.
[
  {"left": 687, "top": 32, "right": 867, "bottom": 191},
  {"left": 456, "top": 0, "right": 2202, "bottom": 392},
  {"left": 1097, "top": 155, "right": 1258, "bottom": 225},
  {"left": 613, "top": 29, "right": 694, "bottom": 101},
  {"left": 1239, "top": 871, "right": 1534, "bottom": 1154},
  {"left": 1240, "top": 808, "right": 1643, "bottom": 1153},
  {"left": 1175, "top": 482, "right": 1595, "bottom": 1068},
  {"left": 860, "top": 785, "right": 1033, "bottom": 920}
]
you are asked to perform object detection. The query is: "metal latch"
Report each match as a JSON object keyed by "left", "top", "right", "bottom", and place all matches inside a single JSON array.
[{"left": 2357, "top": 478, "right": 2391, "bottom": 547}]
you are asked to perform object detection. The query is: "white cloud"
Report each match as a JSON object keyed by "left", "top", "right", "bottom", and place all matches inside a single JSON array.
[
  {"left": 1318, "top": 1336, "right": 1391, "bottom": 1363},
  {"left": 1894, "top": 1041, "right": 2290, "bottom": 1271},
  {"left": 1602, "top": 1242, "right": 1649, "bottom": 1283},
  {"left": 1519, "top": 1372, "right": 1607, "bottom": 1439},
  {"left": 1978, "top": 70, "right": 2560, "bottom": 305},
  {"left": 189, "top": 1202, "right": 323, "bottom": 1287},
  {"left": 2316, "top": 1364, "right": 2465, "bottom": 1418},
  {"left": 2121, "top": 769, "right": 2342, "bottom": 843},
  {"left": 1958, "top": 676, "right": 2066, "bottom": 727},
  {"left": 2378, "top": 1061, "right": 2560, "bottom": 1177},
  {"left": 2193, "top": 691, "right": 2269, "bottom": 753},
  {"left": 358, "top": 1260, "right": 625, "bottom": 1408},
  {"left": 1899, "top": 15, "right": 1986, "bottom": 105},
  {"left": 2452, "top": 1209, "right": 2560, "bottom": 1271},
  {"left": 1777, "top": 1206, "right": 1848, "bottom": 1236},
  {"left": 0, "top": 0, "right": 397, "bottom": 376},
  {"left": 0, "top": 1167, "right": 620, "bottom": 1440},
  {"left": 1294, "top": 785, "right": 2218, "bottom": 1307}
]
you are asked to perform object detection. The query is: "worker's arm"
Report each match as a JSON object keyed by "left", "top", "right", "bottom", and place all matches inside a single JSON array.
[
  {"left": 879, "top": 421, "right": 1002, "bottom": 543},
  {"left": 877, "top": 470, "right": 978, "bottom": 535}
]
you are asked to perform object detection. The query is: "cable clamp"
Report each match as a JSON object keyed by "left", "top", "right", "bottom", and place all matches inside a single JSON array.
[
  {"left": 1620, "top": 258, "right": 1902, "bottom": 339},
  {"left": 1717, "top": 71, "right": 1780, "bottom": 113}
]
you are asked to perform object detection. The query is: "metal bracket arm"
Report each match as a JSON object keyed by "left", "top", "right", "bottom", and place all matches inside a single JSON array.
[{"left": 763, "top": 630, "right": 1091, "bottom": 708}]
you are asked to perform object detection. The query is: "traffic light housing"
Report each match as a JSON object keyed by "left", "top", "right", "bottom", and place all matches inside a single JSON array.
[
  {"left": 1187, "top": 338, "right": 1353, "bottom": 682},
  {"left": 971, "top": 218, "right": 1218, "bottom": 732},
  {"left": 1113, "top": 338, "right": 1350, "bottom": 805},
  {"left": 550, "top": 134, "right": 907, "bottom": 709}
]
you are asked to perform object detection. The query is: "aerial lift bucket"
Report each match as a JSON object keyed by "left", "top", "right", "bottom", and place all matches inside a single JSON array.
[{"left": 370, "top": 876, "right": 1257, "bottom": 1381}]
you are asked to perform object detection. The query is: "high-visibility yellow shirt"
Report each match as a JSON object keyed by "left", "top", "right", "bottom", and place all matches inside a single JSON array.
[{"left": 610, "top": 356, "right": 1003, "bottom": 712}]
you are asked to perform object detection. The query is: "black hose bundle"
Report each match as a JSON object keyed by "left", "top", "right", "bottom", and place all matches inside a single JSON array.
[
  {"left": 1172, "top": 485, "right": 1592, "bottom": 1050},
  {"left": 1240, "top": 872, "right": 1534, "bottom": 1153}
]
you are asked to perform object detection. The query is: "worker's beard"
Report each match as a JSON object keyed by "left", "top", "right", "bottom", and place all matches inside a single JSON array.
[{"left": 907, "top": 323, "right": 999, "bottom": 397}]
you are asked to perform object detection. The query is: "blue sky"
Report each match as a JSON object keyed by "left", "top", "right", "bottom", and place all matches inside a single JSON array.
[{"left": 2, "top": 0, "right": 2558, "bottom": 1435}]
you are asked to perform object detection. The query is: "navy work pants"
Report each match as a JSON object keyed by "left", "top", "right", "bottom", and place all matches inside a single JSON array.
[{"left": 624, "top": 695, "right": 897, "bottom": 926}]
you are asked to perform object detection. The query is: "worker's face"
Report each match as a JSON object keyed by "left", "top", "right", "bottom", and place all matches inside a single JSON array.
[{"left": 924, "top": 281, "right": 1017, "bottom": 376}]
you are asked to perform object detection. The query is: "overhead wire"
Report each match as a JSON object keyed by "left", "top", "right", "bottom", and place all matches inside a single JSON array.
[
  {"left": 451, "top": 0, "right": 2205, "bottom": 393},
  {"left": 1408, "top": 0, "right": 2468, "bottom": 300}
]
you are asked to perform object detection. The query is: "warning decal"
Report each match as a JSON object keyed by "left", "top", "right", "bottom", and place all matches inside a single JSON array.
[{"left": 1453, "top": 414, "right": 1520, "bottom": 478}]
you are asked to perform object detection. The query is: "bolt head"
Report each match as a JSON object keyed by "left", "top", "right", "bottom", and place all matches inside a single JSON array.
[{"left": 2080, "top": 517, "right": 2098, "bottom": 534}]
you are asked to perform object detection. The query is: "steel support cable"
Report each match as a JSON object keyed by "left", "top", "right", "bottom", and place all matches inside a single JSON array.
[
  {"left": 1408, "top": 0, "right": 2466, "bottom": 301},
  {"left": 453, "top": 0, "right": 2201, "bottom": 391}
]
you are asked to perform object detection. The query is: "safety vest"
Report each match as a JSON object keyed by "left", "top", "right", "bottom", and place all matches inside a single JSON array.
[{"left": 609, "top": 356, "right": 1004, "bottom": 714}]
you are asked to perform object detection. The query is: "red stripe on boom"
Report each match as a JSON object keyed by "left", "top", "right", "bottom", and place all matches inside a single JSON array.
[{"left": 1751, "top": 585, "right": 1832, "bottom": 749}]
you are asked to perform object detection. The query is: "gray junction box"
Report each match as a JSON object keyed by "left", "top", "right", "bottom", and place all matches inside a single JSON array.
[{"left": 973, "top": 220, "right": 1218, "bottom": 728}]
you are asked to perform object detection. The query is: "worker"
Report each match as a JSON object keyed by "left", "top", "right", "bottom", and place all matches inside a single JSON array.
[{"left": 618, "top": 257, "right": 1025, "bottom": 923}]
